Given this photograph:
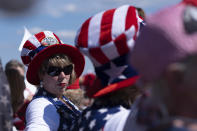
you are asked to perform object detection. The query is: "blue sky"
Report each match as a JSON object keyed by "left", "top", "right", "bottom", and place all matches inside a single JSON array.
[{"left": 0, "top": 0, "right": 181, "bottom": 75}]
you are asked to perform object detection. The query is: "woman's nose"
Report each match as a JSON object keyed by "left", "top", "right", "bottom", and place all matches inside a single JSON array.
[{"left": 59, "top": 71, "right": 70, "bottom": 79}]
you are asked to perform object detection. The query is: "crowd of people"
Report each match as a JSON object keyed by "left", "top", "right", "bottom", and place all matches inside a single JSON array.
[{"left": 1, "top": 0, "right": 197, "bottom": 131}]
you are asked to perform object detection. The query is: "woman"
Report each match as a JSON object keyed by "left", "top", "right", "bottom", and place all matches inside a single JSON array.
[
  {"left": 5, "top": 60, "right": 26, "bottom": 114},
  {"left": 20, "top": 31, "right": 85, "bottom": 131},
  {"left": 5, "top": 60, "right": 28, "bottom": 130}
]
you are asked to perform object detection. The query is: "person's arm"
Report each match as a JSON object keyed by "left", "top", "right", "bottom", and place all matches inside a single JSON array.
[{"left": 25, "top": 97, "right": 60, "bottom": 131}]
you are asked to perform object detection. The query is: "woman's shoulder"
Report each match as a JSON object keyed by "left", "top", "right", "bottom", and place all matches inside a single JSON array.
[
  {"left": 26, "top": 98, "right": 60, "bottom": 130},
  {"left": 30, "top": 97, "right": 52, "bottom": 106},
  {"left": 27, "top": 97, "right": 56, "bottom": 113},
  {"left": 25, "top": 97, "right": 60, "bottom": 130}
]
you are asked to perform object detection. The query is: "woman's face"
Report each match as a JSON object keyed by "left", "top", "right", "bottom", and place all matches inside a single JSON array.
[{"left": 42, "top": 66, "right": 72, "bottom": 98}]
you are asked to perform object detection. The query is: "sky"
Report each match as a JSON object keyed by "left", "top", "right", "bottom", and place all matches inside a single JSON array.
[{"left": 0, "top": 0, "right": 181, "bottom": 75}]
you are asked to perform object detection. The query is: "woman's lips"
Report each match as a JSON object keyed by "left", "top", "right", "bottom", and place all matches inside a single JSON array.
[{"left": 58, "top": 83, "right": 66, "bottom": 87}]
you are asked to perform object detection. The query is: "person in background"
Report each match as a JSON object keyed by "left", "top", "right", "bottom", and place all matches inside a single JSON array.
[
  {"left": 136, "top": 7, "right": 146, "bottom": 20},
  {"left": 5, "top": 60, "right": 26, "bottom": 114},
  {"left": 5, "top": 59, "right": 29, "bottom": 130},
  {"left": 5, "top": 60, "right": 37, "bottom": 100},
  {"left": 78, "top": 73, "right": 96, "bottom": 109},
  {"left": 0, "top": 58, "right": 13, "bottom": 131},
  {"left": 71, "top": 5, "right": 145, "bottom": 131},
  {"left": 63, "top": 78, "right": 84, "bottom": 110},
  {"left": 64, "top": 74, "right": 95, "bottom": 110},
  {"left": 124, "top": 0, "right": 197, "bottom": 130},
  {"left": 21, "top": 30, "right": 85, "bottom": 131}
]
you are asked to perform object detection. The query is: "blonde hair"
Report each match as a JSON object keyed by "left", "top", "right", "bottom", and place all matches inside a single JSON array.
[
  {"left": 39, "top": 54, "right": 77, "bottom": 85},
  {"left": 63, "top": 89, "right": 84, "bottom": 109}
]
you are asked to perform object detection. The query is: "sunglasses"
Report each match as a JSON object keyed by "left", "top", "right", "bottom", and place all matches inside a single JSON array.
[{"left": 47, "top": 65, "right": 73, "bottom": 76}]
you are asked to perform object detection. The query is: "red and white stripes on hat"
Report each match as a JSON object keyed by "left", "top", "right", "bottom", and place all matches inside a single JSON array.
[
  {"left": 21, "top": 31, "right": 62, "bottom": 66},
  {"left": 75, "top": 5, "right": 144, "bottom": 67}
]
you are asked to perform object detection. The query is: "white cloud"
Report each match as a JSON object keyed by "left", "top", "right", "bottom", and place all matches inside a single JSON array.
[
  {"left": 45, "top": 3, "right": 77, "bottom": 18},
  {"left": 56, "top": 30, "right": 76, "bottom": 40},
  {"left": 62, "top": 4, "right": 77, "bottom": 12},
  {"left": 48, "top": 11, "right": 60, "bottom": 18}
]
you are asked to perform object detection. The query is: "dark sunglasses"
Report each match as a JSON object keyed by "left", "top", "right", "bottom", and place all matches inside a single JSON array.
[{"left": 47, "top": 65, "right": 73, "bottom": 76}]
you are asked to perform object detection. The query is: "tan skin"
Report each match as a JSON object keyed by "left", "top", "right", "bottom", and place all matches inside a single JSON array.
[
  {"left": 40, "top": 70, "right": 74, "bottom": 110},
  {"left": 41, "top": 72, "right": 70, "bottom": 98}
]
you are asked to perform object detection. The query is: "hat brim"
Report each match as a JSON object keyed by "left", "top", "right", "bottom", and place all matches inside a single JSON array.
[
  {"left": 26, "top": 44, "right": 85, "bottom": 85},
  {"left": 90, "top": 76, "right": 139, "bottom": 98}
]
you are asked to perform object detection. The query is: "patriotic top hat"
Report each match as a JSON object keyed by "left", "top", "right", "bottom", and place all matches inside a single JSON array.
[
  {"left": 75, "top": 5, "right": 144, "bottom": 97},
  {"left": 21, "top": 31, "right": 85, "bottom": 85}
]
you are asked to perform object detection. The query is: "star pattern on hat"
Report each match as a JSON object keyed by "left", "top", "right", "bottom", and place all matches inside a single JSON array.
[
  {"left": 104, "top": 62, "right": 128, "bottom": 84},
  {"left": 0, "top": 95, "right": 9, "bottom": 106}
]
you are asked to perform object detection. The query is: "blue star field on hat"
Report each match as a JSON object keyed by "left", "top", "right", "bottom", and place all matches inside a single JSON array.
[{"left": 95, "top": 54, "right": 138, "bottom": 87}]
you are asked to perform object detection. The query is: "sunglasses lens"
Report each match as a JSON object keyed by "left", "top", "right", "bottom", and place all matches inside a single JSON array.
[
  {"left": 47, "top": 66, "right": 61, "bottom": 76},
  {"left": 63, "top": 65, "right": 73, "bottom": 75},
  {"left": 47, "top": 65, "right": 73, "bottom": 76}
]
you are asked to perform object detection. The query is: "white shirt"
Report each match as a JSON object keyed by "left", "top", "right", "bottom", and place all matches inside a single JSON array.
[{"left": 25, "top": 97, "right": 60, "bottom": 131}]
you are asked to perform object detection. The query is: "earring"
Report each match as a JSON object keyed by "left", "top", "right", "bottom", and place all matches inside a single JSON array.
[{"left": 40, "top": 81, "right": 43, "bottom": 88}]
